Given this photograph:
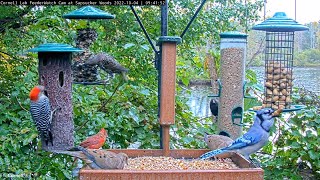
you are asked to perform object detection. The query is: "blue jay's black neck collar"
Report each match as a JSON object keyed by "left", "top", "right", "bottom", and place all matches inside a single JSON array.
[{"left": 257, "top": 113, "right": 269, "bottom": 132}]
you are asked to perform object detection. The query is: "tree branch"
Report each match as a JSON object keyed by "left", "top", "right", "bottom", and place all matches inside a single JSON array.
[{"left": 246, "top": 36, "right": 266, "bottom": 68}]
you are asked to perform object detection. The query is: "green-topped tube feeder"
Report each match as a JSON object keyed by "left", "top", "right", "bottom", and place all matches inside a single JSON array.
[
  {"left": 209, "top": 31, "right": 248, "bottom": 139},
  {"left": 63, "top": 6, "right": 115, "bottom": 85},
  {"left": 252, "top": 12, "right": 308, "bottom": 112},
  {"left": 28, "top": 43, "right": 82, "bottom": 151}
]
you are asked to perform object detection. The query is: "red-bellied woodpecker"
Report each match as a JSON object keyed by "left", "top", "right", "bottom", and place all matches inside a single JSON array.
[
  {"left": 29, "top": 85, "right": 57, "bottom": 146},
  {"left": 85, "top": 53, "right": 129, "bottom": 81}
]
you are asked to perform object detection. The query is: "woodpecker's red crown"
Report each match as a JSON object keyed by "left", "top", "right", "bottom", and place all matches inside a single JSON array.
[{"left": 29, "top": 85, "right": 44, "bottom": 101}]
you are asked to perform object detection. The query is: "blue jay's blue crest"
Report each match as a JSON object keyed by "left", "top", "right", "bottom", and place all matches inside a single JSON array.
[{"left": 200, "top": 108, "right": 275, "bottom": 160}]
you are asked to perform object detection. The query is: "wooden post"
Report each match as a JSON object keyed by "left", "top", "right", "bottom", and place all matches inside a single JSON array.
[
  {"left": 158, "top": 36, "right": 181, "bottom": 156},
  {"left": 29, "top": 43, "right": 82, "bottom": 150}
]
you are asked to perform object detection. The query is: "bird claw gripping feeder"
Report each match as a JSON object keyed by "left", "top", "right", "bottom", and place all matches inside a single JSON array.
[
  {"left": 209, "top": 31, "right": 248, "bottom": 139},
  {"left": 252, "top": 12, "right": 308, "bottom": 112},
  {"left": 63, "top": 6, "right": 115, "bottom": 85},
  {"left": 28, "top": 43, "right": 82, "bottom": 151}
]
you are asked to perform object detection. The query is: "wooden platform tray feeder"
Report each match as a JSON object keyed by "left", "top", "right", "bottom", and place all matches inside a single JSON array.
[
  {"left": 80, "top": 150, "right": 263, "bottom": 180},
  {"left": 252, "top": 12, "right": 308, "bottom": 112},
  {"left": 79, "top": 36, "right": 264, "bottom": 179},
  {"left": 28, "top": 43, "right": 82, "bottom": 151},
  {"left": 63, "top": 6, "right": 115, "bottom": 85}
]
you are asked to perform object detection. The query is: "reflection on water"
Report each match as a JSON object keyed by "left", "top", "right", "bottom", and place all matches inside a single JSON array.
[
  {"left": 183, "top": 67, "right": 320, "bottom": 117},
  {"left": 250, "top": 67, "right": 320, "bottom": 95},
  {"left": 181, "top": 86, "right": 213, "bottom": 118}
]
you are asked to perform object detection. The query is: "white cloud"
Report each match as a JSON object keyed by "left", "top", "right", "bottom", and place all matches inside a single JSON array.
[{"left": 262, "top": 0, "right": 320, "bottom": 24}]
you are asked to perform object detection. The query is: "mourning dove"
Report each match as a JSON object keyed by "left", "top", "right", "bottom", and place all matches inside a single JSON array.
[
  {"left": 204, "top": 132, "right": 234, "bottom": 150},
  {"left": 52, "top": 146, "right": 128, "bottom": 169}
]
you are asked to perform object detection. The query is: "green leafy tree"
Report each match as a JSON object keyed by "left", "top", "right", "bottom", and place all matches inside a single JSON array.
[{"left": 0, "top": 1, "right": 266, "bottom": 178}]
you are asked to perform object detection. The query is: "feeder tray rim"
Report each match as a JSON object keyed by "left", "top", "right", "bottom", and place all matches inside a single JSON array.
[{"left": 80, "top": 168, "right": 262, "bottom": 173}]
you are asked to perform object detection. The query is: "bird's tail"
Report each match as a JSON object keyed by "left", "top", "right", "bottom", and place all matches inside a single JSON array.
[
  {"left": 204, "top": 132, "right": 209, "bottom": 142},
  {"left": 199, "top": 148, "right": 228, "bottom": 160},
  {"left": 51, "top": 150, "right": 86, "bottom": 159},
  {"left": 76, "top": 146, "right": 96, "bottom": 162},
  {"left": 43, "top": 130, "right": 53, "bottom": 146}
]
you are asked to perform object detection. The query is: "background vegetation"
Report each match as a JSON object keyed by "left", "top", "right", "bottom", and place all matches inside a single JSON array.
[
  {"left": 247, "top": 21, "right": 320, "bottom": 67},
  {"left": 0, "top": 1, "right": 319, "bottom": 179}
]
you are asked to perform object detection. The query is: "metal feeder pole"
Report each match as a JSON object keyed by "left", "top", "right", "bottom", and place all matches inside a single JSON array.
[{"left": 28, "top": 43, "right": 82, "bottom": 151}]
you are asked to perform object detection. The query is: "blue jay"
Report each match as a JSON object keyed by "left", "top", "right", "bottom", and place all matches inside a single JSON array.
[{"left": 200, "top": 108, "right": 275, "bottom": 160}]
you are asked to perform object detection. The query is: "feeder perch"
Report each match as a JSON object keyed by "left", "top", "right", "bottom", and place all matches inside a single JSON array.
[
  {"left": 28, "top": 43, "right": 82, "bottom": 150},
  {"left": 213, "top": 31, "right": 248, "bottom": 139},
  {"left": 63, "top": 6, "right": 115, "bottom": 85},
  {"left": 252, "top": 12, "right": 308, "bottom": 112},
  {"left": 208, "top": 79, "right": 222, "bottom": 97},
  {"left": 232, "top": 106, "right": 244, "bottom": 126}
]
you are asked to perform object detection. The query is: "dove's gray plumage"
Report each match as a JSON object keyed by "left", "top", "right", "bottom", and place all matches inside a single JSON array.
[{"left": 52, "top": 146, "right": 128, "bottom": 170}]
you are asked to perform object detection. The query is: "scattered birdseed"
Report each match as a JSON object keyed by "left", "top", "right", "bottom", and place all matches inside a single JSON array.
[{"left": 124, "top": 156, "right": 239, "bottom": 170}]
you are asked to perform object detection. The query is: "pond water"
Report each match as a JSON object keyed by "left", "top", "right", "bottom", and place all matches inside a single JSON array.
[{"left": 184, "top": 66, "right": 320, "bottom": 117}]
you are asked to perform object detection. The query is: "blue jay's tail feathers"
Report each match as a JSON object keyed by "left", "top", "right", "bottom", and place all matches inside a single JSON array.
[{"left": 199, "top": 148, "right": 229, "bottom": 160}]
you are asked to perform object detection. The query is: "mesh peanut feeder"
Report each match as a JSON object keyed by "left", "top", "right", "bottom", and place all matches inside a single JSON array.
[
  {"left": 63, "top": 6, "right": 115, "bottom": 85},
  {"left": 252, "top": 12, "right": 308, "bottom": 111}
]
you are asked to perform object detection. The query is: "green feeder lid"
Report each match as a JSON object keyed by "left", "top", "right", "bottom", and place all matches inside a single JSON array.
[
  {"left": 157, "top": 36, "right": 182, "bottom": 45},
  {"left": 252, "top": 12, "right": 309, "bottom": 32},
  {"left": 220, "top": 31, "right": 248, "bottom": 39},
  {"left": 63, "top": 6, "right": 115, "bottom": 19},
  {"left": 28, "top": 43, "right": 83, "bottom": 52}
]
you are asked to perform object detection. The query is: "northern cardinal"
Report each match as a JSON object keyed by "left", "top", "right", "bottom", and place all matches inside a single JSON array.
[
  {"left": 80, "top": 128, "right": 108, "bottom": 149},
  {"left": 72, "top": 128, "right": 108, "bottom": 167}
]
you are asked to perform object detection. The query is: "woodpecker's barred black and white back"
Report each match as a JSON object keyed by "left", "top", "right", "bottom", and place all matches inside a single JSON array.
[{"left": 30, "top": 95, "right": 53, "bottom": 146}]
